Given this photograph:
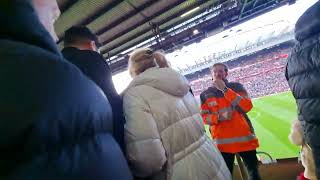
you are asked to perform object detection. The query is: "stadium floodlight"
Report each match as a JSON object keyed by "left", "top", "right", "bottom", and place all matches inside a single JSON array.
[
  {"left": 193, "top": 29, "right": 199, "bottom": 35},
  {"left": 180, "top": 7, "right": 200, "bottom": 17}
]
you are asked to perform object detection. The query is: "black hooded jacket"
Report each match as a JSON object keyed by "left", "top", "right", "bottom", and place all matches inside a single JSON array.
[
  {"left": 61, "top": 47, "right": 125, "bottom": 151},
  {"left": 0, "top": 1, "right": 132, "bottom": 179},
  {"left": 286, "top": 1, "right": 320, "bottom": 178},
  {"left": 286, "top": 1, "right": 320, "bottom": 136}
]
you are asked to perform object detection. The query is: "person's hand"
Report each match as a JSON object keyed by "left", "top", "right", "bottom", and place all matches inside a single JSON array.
[
  {"left": 289, "top": 120, "right": 303, "bottom": 145},
  {"left": 213, "top": 79, "right": 226, "bottom": 91}
]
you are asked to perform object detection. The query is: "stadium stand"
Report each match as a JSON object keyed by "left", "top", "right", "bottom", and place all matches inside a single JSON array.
[
  {"left": 171, "top": 19, "right": 295, "bottom": 76},
  {"left": 188, "top": 44, "right": 293, "bottom": 100}
]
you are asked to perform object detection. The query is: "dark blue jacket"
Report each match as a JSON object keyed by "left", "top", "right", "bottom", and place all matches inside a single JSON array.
[{"left": 0, "top": 1, "right": 132, "bottom": 179}]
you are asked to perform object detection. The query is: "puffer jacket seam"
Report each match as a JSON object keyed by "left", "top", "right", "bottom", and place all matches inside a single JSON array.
[
  {"left": 296, "top": 33, "right": 320, "bottom": 48},
  {"left": 287, "top": 65, "right": 320, "bottom": 78},
  {"left": 0, "top": 40, "right": 63, "bottom": 60},
  {"left": 126, "top": 138, "right": 161, "bottom": 145},
  {"left": 173, "top": 135, "right": 207, "bottom": 164},
  {"left": 295, "top": 97, "right": 320, "bottom": 100},
  {"left": 160, "top": 113, "right": 199, "bottom": 135}
]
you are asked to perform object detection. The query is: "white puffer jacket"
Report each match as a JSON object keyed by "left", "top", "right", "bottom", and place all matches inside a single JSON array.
[{"left": 123, "top": 67, "right": 231, "bottom": 180}]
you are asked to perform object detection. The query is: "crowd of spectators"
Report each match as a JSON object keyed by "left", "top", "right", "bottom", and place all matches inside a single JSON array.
[{"left": 188, "top": 45, "right": 293, "bottom": 101}]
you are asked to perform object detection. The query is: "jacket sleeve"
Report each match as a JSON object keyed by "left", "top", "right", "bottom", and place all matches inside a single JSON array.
[
  {"left": 123, "top": 89, "right": 166, "bottom": 177},
  {"left": 92, "top": 54, "right": 119, "bottom": 101},
  {"left": 224, "top": 86, "right": 253, "bottom": 113},
  {"left": 200, "top": 93, "right": 219, "bottom": 126},
  {"left": 87, "top": 53, "right": 126, "bottom": 149},
  {"left": 98, "top": 58, "right": 126, "bottom": 150}
]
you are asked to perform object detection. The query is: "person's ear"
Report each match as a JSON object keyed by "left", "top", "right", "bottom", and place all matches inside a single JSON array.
[{"left": 90, "top": 41, "right": 98, "bottom": 52}]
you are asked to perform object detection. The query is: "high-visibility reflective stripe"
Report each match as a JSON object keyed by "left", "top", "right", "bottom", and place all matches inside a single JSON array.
[
  {"left": 215, "top": 134, "right": 256, "bottom": 145},
  {"left": 203, "top": 105, "right": 234, "bottom": 123},
  {"left": 201, "top": 109, "right": 210, "bottom": 115},
  {"left": 218, "top": 107, "right": 233, "bottom": 122},
  {"left": 218, "top": 107, "right": 233, "bottom": 113},
  {"left": 201, "top": 110, "right": 218, "bottom": 116},
  {"left": 208, "top": 101, "right": 217, "bottom": 107},
  {"left": 218, "top": 114, "right": 230, "bottom": 122},
  {"left": 205, "top": 115, "right": 214, "bottom": 126},
  {"left": 231, "top": 96, "right": 242, "bottom": 107}
]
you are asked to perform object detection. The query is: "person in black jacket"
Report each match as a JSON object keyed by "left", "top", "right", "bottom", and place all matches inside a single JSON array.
[
  {"left": 0, "top": 0, "right": 132, "bottom": 179},
  {"left": 286, "top": 1, "right": 320, "bottom": 179},
  {"left": 61, "top": 26, "right": 125, "bottom": 150}
]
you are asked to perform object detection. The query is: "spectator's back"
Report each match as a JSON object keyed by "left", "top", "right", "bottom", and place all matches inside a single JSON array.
[
  {"left": 286, "top": 1, "right": 320, "bottom": 179},
  {"left": 0, "top": 1, "right": 132, "bottom": 179},
  {"left": 123, "top": 48, "right": 231, "bottom": 180},
  {"left": 61, "top": 26, "right": 125, "bottom": 150}
]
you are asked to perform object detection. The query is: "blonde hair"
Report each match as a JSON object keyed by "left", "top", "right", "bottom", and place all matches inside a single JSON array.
[
  {"left": 289, "top": 120, "right": 316, "bottom": 179},
  {"left": 128, "top": 48, "right": 169, "bottom": 77},
  {"left": 153, "top": 50, "right": 171, "bottom": 68}
]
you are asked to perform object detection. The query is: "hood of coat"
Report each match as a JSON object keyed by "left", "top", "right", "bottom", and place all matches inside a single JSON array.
[
  {"left": 295, "top": 1, "right": 320, "bottom": 42},
  {"left": 127, "top": 67, "right": 190, "bottom": 97},
  {"left": 0, "top": 0, "right": 60, "bottom": 55}
]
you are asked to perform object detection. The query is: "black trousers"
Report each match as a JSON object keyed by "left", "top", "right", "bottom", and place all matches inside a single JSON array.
[{"left": 221, "top": 150, "right": 261, "bottom": 180}]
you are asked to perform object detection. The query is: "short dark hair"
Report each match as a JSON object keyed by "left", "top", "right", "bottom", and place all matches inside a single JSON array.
[
  {"left": 212, "top": 63, "right": 228, "bottom": 73},
  {"left": 64, "top": 26, "right": 101, "bottom": 47}
]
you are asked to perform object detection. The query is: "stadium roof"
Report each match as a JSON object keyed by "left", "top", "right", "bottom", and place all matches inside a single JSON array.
[
  {"left": 166, "top": 0, "right": 318, "bottom": 73},
  {"left": 110, "top": 0, "right": 317, "bottom": 93},
  {"left": 55, "top": 0, "right": 294, "bottom": 73}
]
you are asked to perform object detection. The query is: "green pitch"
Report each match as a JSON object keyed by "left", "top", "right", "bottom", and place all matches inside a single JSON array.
[{"left": 206, "top": 91, "right": 300, "bottom": 159}]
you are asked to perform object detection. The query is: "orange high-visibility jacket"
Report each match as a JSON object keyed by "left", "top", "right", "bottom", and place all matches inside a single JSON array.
[{"left": 200, "top": 81, "right": 259, "bottom": 153}]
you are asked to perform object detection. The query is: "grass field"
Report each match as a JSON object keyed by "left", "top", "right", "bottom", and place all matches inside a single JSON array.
[{"left": 206, "top": 91, "right": 300, "bottom": 159}]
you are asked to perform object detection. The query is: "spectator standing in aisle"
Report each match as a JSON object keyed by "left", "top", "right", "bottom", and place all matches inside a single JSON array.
[{"left": 200, "top": 63, "right": 261, "bottom": 180}]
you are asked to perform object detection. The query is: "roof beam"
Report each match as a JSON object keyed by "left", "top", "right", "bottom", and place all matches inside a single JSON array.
[
  {"left": 104, "top": 0, "right": 218, "bottom": 57},
  {"left": 54, "top": 0, "right": 120, "bottom": 39},
  {"left": 100, "top": 0, "right": 209, "bottom": 55},
  {"left": 57, "top": 0, "right": 78, "bottom": 13},
  {"left": 98, "top": 0, "right": 185, "bottom": 47},
  {"left": 125, "top": 0, "right": 149, "bottom": 19}
]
